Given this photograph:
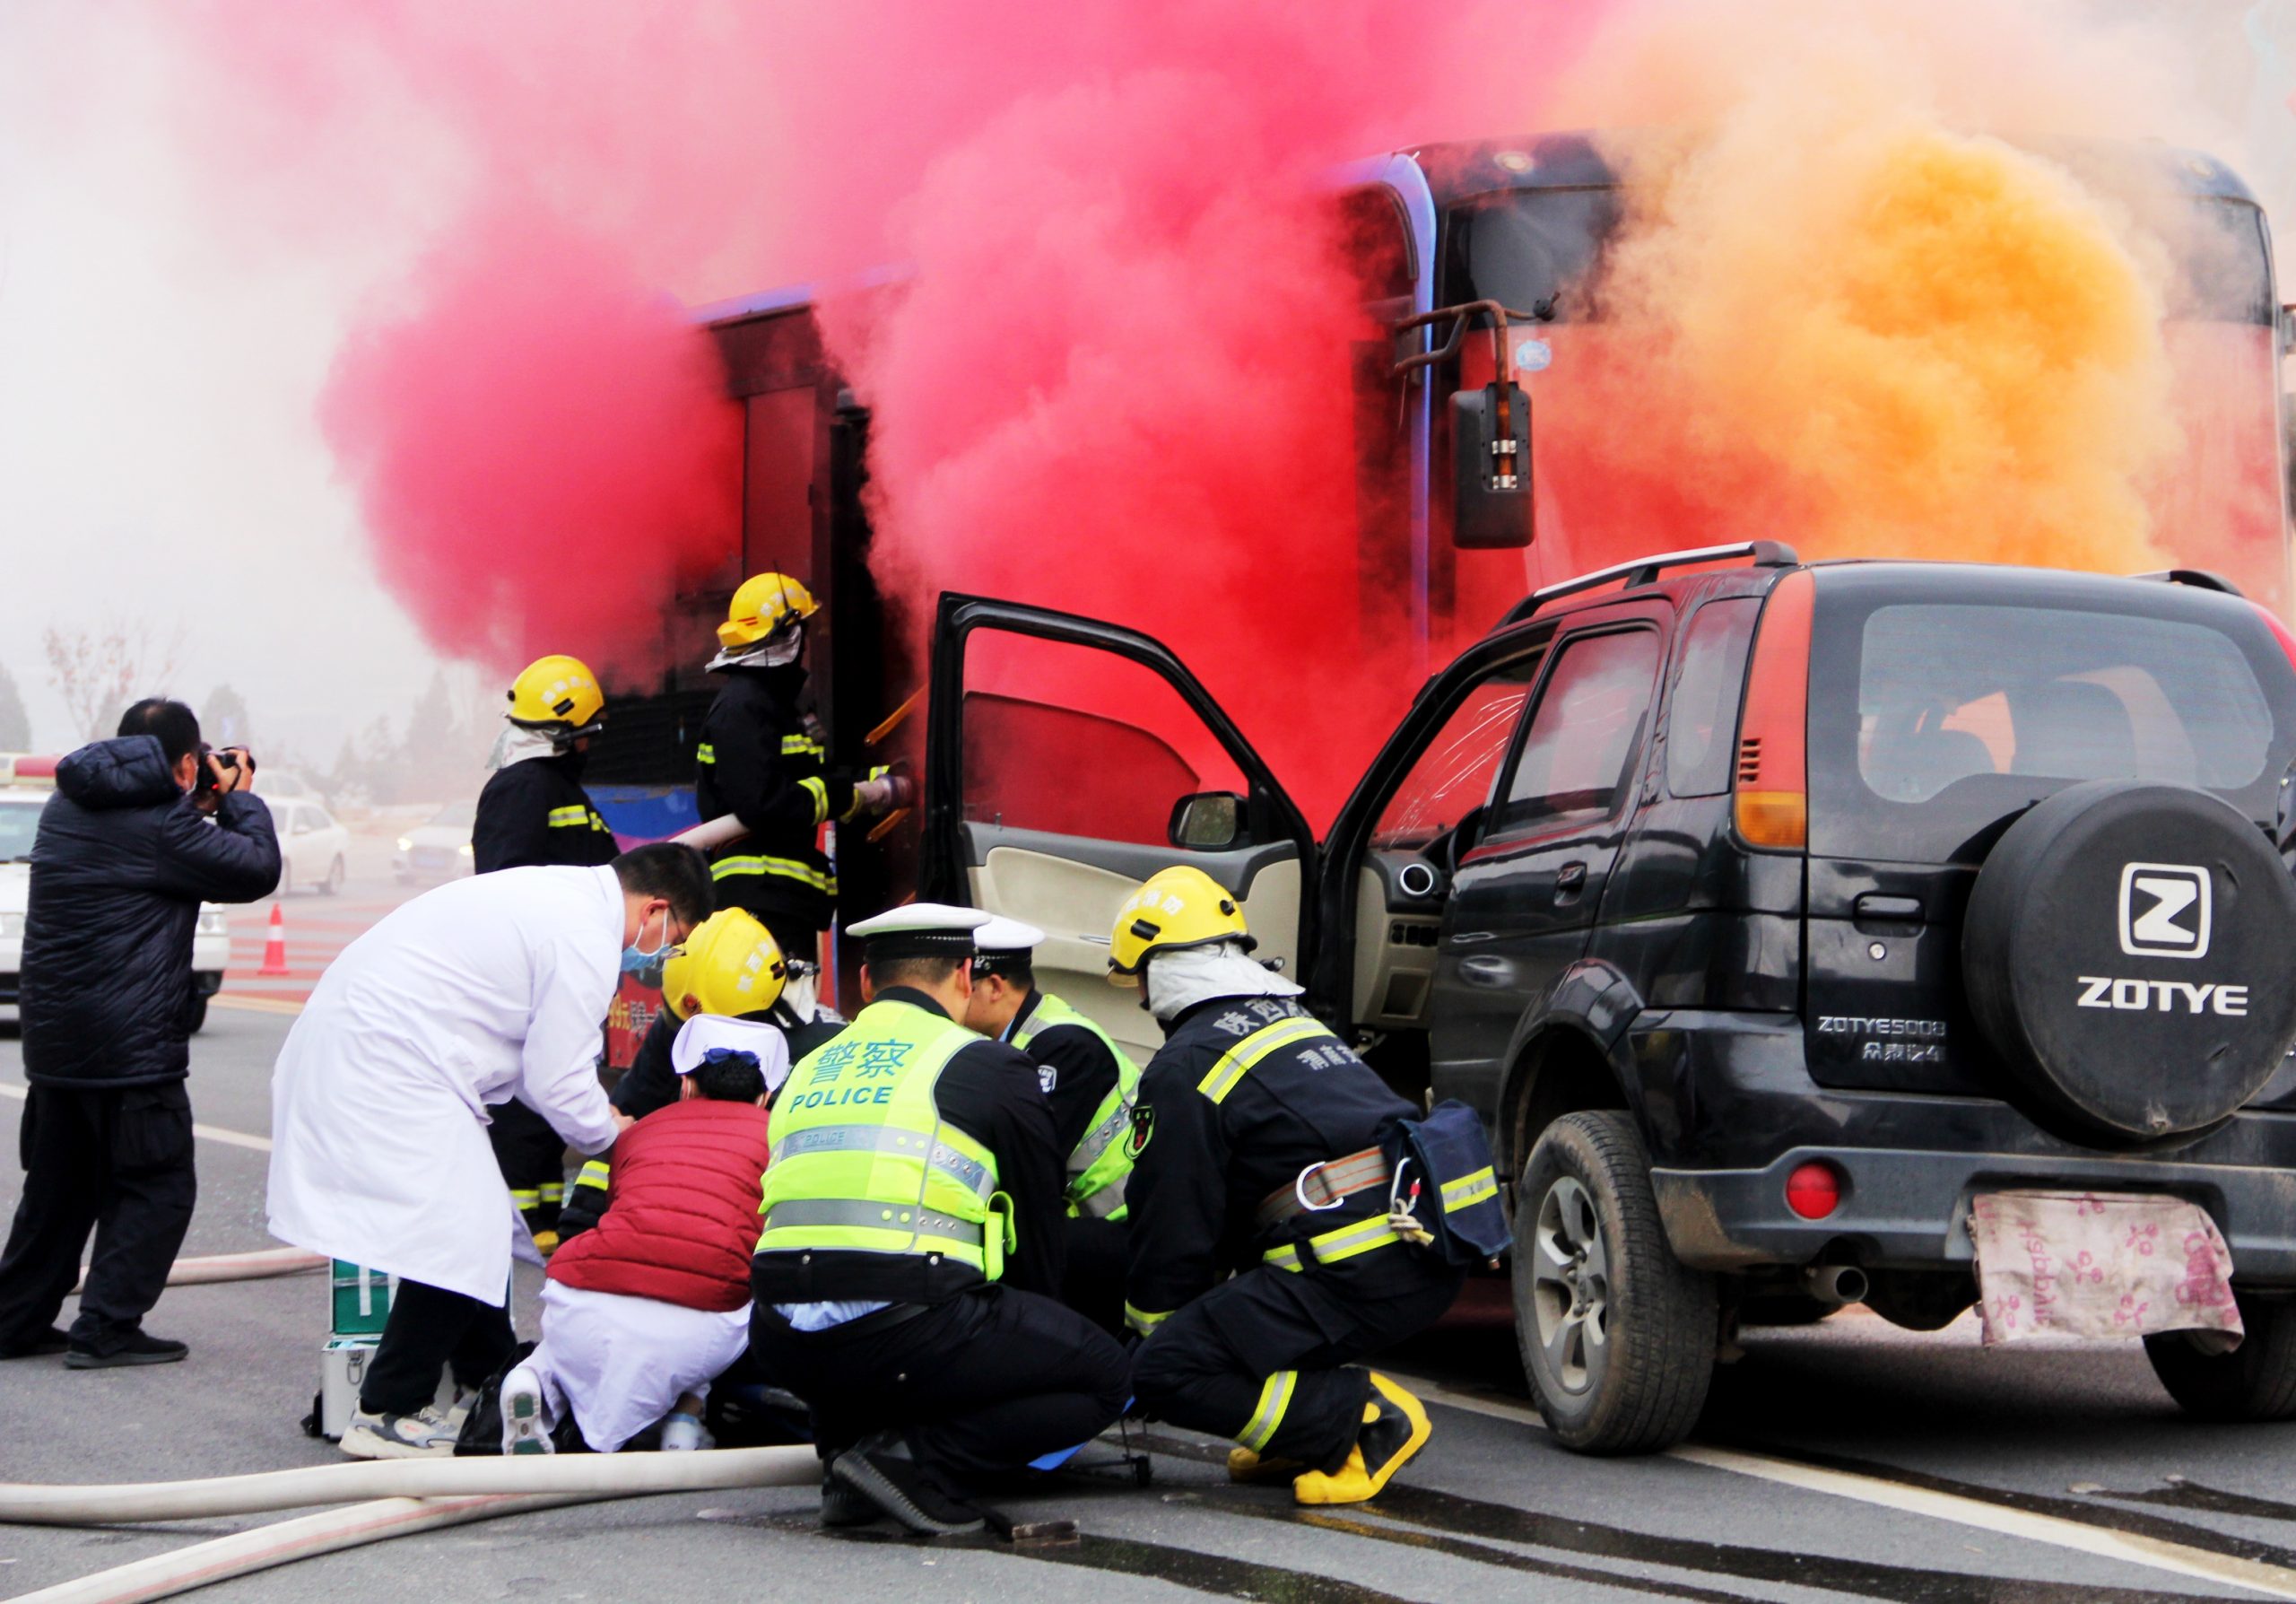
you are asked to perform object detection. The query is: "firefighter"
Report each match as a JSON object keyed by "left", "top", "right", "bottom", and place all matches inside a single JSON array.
[
  {"left": 962, "top": 917, "right": 1140, "bottom": 1335},
  {"left": 696, "top": 572, "right": 900, "bottom": 963},
  {"left": 557, "top": 905, "right": 839, "bottom": 1239},
  {"left": 748, "top": 904, "right": 1130, "bottom": 1537},
  {"left": 473, "top": 654, "right": 621, "bottom": 1251},
  {"left": 1112, "top": 866, "right": 1461, "bottom": 1506}
]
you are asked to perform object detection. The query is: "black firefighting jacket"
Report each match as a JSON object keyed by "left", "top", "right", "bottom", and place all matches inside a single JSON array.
[
  {"left": 1122, "top": 995, "right": 1416, "bottom": 1336},
  {"left": 694, "top": 667, "right": 851, "bottom": 936},
  {"left": 472, "top": 753, "right": 617, "bottom": 873}
]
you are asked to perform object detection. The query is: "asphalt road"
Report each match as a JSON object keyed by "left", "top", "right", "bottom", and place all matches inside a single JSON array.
[{"left": 10, "top": 855, "right": 2296, "bottom": 1600}]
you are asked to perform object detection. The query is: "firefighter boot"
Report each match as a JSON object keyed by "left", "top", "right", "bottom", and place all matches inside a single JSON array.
[
  {"left": 1292, "top": 1373, "right": 1431, "bottom": 1506},
  {"left": 1227, "top": 1446, "right": 1306, "bottom": 1485}
]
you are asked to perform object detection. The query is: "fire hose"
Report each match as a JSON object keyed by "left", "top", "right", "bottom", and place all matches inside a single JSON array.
[
  {"left": 4, "top": 1449, "right": 822, "bottom": 1604},
  {"left": 72, "top": 1247, "right": 326, "bottom": 1296}
]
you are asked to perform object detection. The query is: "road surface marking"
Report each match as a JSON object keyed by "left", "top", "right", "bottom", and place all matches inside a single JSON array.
[
  {"left": 212, "top": 994, "right": 307, "bottom": 1016},
  {"left": 1395, "top": 1373, "right": 2296, "bottom": 1600},
  {"left": 0, "top": 1081, "right": 272, "bottom": 1152}
]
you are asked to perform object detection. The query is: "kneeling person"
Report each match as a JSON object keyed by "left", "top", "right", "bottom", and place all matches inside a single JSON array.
[
  {"left": 503, "top": 1041, "right": 782, "bottom": 1453},
  {"left": 1116, "top": 867, "right": 1462, "bottom": 1505},
  {"left": 750, "top": 905, "right": 1130, "bottom": 1536}
]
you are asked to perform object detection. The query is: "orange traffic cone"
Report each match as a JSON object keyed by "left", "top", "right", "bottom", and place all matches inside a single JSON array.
[{"left": 258, "top": 903, "right": 289, "bottom": 977}]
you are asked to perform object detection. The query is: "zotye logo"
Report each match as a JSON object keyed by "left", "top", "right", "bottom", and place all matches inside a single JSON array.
[
  {"left": 2075, "top": 977, "right": 2248, "bottom": 1016},
  {"left": 2118, "top": 862, "right": 2211, "bottom": 960}
]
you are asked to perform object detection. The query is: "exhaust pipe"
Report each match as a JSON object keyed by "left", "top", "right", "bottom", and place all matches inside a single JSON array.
[{"left": 1803, "top": 1263, "right": 1868, "bottom": 1308}]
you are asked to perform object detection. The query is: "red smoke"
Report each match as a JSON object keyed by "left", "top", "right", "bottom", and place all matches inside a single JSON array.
[{"left": 318, "top": 209, "right": 740, "bottom": 676}]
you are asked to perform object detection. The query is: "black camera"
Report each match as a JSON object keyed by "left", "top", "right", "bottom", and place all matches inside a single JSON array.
[{"left": 193, "top": 744, "right": 255, "bottom": 798}]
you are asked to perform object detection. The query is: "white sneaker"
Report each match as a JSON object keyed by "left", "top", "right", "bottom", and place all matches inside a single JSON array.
[
  {"left": 659, "top": 1411, "right": 710, "bottom": 1451},
  {"left": 340, "top": 1402, "right": 457, "bottom": 1460},
  {"left": 501, "top": 1366, "right": 553, "bottom": 1455},
  {"left": 445, "top": 1387, "right": 478, "bottom": 1434}
]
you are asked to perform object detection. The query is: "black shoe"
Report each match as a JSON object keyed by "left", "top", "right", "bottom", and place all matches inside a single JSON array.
[
  {"left": 827, "top": 1440, "right": 985, "bottom": 1537},
  {"left": 820, "top": 1468, "right": 877, "bottom": 1528},
  {"left": 0, "top": 1326, "right": 70, "bottom": 1359},
  {"left": 65, "top": 1331, "right": 188, "bottom": 1369}
]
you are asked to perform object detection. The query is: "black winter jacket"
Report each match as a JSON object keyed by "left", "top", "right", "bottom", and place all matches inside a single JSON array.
[
  {"left": 21, "top": 737, "right": 281, "bottom": 1088},
  {"left": 472, "top": 753, "right": 617, "bottom": 874}
]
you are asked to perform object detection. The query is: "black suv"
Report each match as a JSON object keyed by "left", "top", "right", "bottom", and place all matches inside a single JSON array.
[{"left": 919, "top": 542, "right": 2296, "bottom": 1453}]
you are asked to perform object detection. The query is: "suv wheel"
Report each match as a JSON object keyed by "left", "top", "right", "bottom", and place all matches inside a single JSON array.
[
  {"left": 2144, "top": 1290, "right": 2296, "bottom": 1422},
  {"left": 322, "top": 857, "right": 345, "bottom": 896},
  {"left": 1514, "top": 1111, "right": 1715, "bottom": 1453}
]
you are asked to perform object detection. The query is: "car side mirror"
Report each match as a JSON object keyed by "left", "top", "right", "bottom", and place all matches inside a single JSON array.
[
  {"left": 1444, "top": 803, "right": 1489, "bottom": 873},
  {"left": 1169, "top": 791, "right": 1244, "bottom": 851},
  {"left": 1450, "top": 382, "right": 1534, "bottom": 549}
]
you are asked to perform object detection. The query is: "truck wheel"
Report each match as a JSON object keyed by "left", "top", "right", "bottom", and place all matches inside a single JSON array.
[
  {"left": 2144, "top": 1291, "right": 2296, "bottom": 1422},
  {"left": 186, "top": 995, "right": 209, "bottom": 1034},
  {"left": 1513, "top": 1110, "right": 1715, "bottom": 1453}
]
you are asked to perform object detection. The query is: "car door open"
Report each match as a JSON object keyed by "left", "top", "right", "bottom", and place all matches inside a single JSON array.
[{"left": 922, "top": 594, "right": 1316, "bottom": 1058}]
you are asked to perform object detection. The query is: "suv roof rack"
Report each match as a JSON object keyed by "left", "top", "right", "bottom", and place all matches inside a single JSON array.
[
  {"left": 1500, "top": 540, "right": 1801, "bottom": 626},
  {"left": 2130, "top": 568, "right": 2245, "bottom": 598}
]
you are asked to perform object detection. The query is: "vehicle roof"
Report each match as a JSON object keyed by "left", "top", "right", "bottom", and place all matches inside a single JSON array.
[{"left": 1400, "top": 130, "right": 2259, "bottom": 209}]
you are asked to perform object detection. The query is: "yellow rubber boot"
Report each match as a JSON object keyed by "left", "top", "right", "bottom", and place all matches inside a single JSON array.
[
  {"left": 1227, "top": 1446, "right": 1305, "bottom": 1485},
  {"left": 1292, "top": 1373, "right": 1431, "bottom": 1506}
]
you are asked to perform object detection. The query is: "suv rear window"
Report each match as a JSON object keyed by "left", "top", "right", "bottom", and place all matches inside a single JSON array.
[{"left": 1808, "top": 580, "right": 2292, "bottom": 863}]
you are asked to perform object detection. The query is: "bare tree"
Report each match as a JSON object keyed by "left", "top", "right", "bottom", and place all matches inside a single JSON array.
[{"left": 43, "top": 623, "right": 187, "bottom": 745}]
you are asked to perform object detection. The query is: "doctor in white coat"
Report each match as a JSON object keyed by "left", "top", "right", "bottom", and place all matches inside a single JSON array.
[{"left": 268, "top": 841, "right": 715, "bottom": 1459}]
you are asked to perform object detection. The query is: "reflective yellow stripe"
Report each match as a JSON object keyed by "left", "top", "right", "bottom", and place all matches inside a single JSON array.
[
  {"left": 696, "top": 743, "right": 717, "bottom": 765},
  {"left": 1124, "top": 1303, "right": 1170, "bottom": 1337},
  {"left": 1238, "top": 1370, "right": 1297, "bottom": 1452},
  {"left": 798, "top": 775, "right": 829, "bottom": 826},
  {"left": 539, "top": 1183, "right": 563, "bottom": 1204},
  {"left": 710, "top": 855, "right": 838, "bottom": 895},
  {"left": 545, "top": 805, "right": 592, "bottom": 828},
  {"left": 1265, "top": 1215, "right": 1404, "bottom": 1272},
  {"left": 509, "top": 1189, "right": 540, "bottom": 1207},
  {"left": 1441, "top": 1166, "right": 1498, "bottom": 1213},
  {"left": 1196, "top": 1016, "right": 1331, "bottom": 1105},
  {"left": 780, "top": 734, "right": 825, "bottom": 759},
  {"left": 575, "top": 1160, "right": 612, "bottom": 1190}
]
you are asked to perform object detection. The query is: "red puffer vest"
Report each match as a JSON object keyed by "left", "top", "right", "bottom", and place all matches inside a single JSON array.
[{"left": 547, "top": 1097, "right": 771, "bottom": 1312}]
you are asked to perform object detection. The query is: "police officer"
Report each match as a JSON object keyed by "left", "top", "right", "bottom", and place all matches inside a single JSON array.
[
  {"left": 696, "top": 573, "right": 900, "bottom": 963},
  {"left": 1114, "top": 867, "right": 1460, "bottom": 1506},
  {"left": 962, "top": 917, "right": 1140, "bottom": 1334},
  {"left": 473, "top": 655, "right": 621, "bottom": 1250},
  {"left": 558, "top": 906, "right": 839, "bottom": 1238},
  {"left": 749, "top": 905, "right": 1130, "bottom": 1536}
]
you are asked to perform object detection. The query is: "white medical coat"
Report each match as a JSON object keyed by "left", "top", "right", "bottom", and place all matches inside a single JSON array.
[{"left": 267, "top": 865, "right": 625, "bottom": 1303}]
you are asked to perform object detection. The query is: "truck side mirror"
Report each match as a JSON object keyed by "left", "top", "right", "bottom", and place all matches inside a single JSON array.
[
  {"left": 1169, "top": 791, "right": 1244, "bottom": 851},
  {"left": 1451, "top": 382, "right": 1534, "bottom": 549}
]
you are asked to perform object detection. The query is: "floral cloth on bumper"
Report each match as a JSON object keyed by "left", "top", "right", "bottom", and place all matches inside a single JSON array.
[{"left": 1968, "top": 1190, "right": 2241, "bottom": 1346}]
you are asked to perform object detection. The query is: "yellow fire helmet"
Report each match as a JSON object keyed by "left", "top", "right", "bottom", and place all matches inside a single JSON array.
[
  {"left": 506, "top": 655, "right": 606, "bottom": 740},
  {"left": 660, "top": 908, "right": 789, "bottom": 1023},
  {"left": 1107, "top": 865, "right": 1255, "bottom": 985},
  {"left": 718, "top": 571, "right": 821, "bottom": 650}
]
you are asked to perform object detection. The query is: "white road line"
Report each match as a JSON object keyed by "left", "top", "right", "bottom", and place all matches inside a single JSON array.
[
  {"left": 0, "top": 1081, "right": 273, "bottom": 1152},
  {"left": 1395, "top": 1373, "right": 2296, "bottom": 1600}
]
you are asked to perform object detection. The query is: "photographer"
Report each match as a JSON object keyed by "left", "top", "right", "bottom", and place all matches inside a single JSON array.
[{"left": 0, "top": 698, "right": 280, "bottom": 1368}]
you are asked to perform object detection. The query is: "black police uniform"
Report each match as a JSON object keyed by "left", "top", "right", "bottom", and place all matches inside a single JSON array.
[
  {"left": 1126, "top": 996, "right": 1463, "bottom": 1473},
  {"left": 1004, "top": 988, "right": 1128, "bottom": 1334},
  {"left": 696, "top": 666, "right": 851, "bottom": 960},
  {"left": 472, "top": 750, "right": 619, "bottom": 1234},
  {"left": 748, "top": 988, "right": 1130, "bottom": 1494}
]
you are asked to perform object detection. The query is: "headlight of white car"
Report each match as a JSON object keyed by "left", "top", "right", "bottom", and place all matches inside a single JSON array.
[
  {"left": 195, "top": 911, "right": 228, "bottom": 936},
  {"left": 0, "top": 913, "right": 22, "bottom": 938},
  {"left": 396, "top": 836, "right": 413, "bottom": 852},
  {"left": 458, "top": 841, "right": 474, "bottom": 857}
]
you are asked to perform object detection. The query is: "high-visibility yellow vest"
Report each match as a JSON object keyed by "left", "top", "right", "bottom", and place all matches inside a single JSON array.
[
  {"left": 1011, "top": 991, "right": 1142, "bottom": 1222},
  {"left": 756, "top": 999, "right": 1009, "bottom": 1281}
]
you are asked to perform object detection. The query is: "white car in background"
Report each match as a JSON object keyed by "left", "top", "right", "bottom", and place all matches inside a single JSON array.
[
  {"left": 0, "top": 781, "right": 231, "bottom": 1032},
  {"left": 394, "top": 799, "right": 477, "bottom": 883},
  {"left": 271, "top": 798, "right": 351, "bottom": 896}
]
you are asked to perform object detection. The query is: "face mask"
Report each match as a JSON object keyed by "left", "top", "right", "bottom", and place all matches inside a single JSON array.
[{"left": 622, "top": 905, "right": 674, "bottom": 988}]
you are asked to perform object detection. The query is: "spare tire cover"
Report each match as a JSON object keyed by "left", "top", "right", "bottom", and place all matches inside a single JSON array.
[{"left": 1962, "top": 779, "right": 2296, "bottom": 1140}]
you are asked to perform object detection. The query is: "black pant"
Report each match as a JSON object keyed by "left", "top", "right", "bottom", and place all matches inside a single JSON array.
[
  {"left": 751, "top": 1285, "right": 1130, "bottom": 1491},
  {"left": 1061, "top": 1214, "right": 1129, "bottom": 1338},
  {"left": 488, "top": 1100, "right": 567, "bottom": 1229},
  {"left": 360, "top": 1277, "right": 516, "bottom": 1416},
  {"left": 1130, "top": 1249, "right": 1463, "bottom": 1472},
  {"left": 0, "top": 1083, "right": 196, "bottom": 1354}
]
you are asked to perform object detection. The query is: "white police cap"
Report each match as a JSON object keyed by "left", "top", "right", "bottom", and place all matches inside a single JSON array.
[
  {"left": 848, "top": 902, "right": 990, "bottom": 961},
  {"left": 973, "top": 916, "right": 1046, "bottom": 955}
]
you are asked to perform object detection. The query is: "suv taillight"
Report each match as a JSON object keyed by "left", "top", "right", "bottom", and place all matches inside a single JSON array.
[{"left": 1734, "top": 569, "right": 1813, "bottom": 850}]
